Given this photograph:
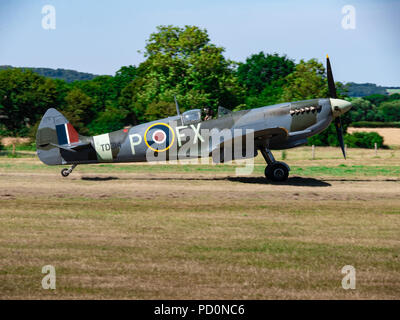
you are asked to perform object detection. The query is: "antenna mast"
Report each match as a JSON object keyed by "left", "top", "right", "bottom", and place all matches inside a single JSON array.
[{"left": 174, "top": 95, "right": 180, "bottom": 116}]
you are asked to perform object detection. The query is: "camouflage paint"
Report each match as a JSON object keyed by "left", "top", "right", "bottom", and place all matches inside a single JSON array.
[{"left": 36, "top": 98, "right": 348, "bottom": 166}]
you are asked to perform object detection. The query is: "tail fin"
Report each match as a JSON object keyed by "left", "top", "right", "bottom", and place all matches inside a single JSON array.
[{"left": 36, "top": 108, "right": 86, "bottom": 165}]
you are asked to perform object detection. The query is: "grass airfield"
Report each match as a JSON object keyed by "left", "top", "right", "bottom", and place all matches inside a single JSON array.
[{"left": 0, "top": 146, "right": 399, "bottom": 299}]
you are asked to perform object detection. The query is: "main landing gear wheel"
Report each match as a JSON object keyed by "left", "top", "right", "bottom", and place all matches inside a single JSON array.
[
  {"left": 259, "top": 147, "right": 290, "bottom": 182},
  {"left": 265, "top": 162, "right": 289, "bottom": 182}
]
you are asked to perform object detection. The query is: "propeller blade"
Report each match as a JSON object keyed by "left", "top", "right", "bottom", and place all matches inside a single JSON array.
[
  {"left": 334, "top": 117, "right": 346, "bottom": 159},
  {"left": 327, "top": 55, "right": 346, "bottom": 159},
  {"left": 326, "top": 54, "right": 337, "bottom": 99}
]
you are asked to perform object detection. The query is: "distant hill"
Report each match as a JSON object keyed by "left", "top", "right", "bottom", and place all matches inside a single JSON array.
[
  {"left": 0, "top": 65, "right": 99, "bottom": 82},
  {"left": 345, "top": 82, "right": 400, "bottom": 97}
]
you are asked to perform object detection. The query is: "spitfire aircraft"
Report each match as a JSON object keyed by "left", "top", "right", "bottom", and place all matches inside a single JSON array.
[{"left": 36, "top": 56, "right": 351, "bottom": 182}]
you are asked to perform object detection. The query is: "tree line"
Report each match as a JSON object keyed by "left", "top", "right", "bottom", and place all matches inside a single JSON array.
[{"left": 0, "top": 25, "right": 399, "bottom": 149}]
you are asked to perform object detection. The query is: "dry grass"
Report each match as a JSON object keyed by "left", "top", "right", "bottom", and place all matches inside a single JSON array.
[
  {"left": 1, "top": 137, "right": 31, "bottom": 147},
  {"left": 0, "top": 147, "right": 399, "bottom": 299}
]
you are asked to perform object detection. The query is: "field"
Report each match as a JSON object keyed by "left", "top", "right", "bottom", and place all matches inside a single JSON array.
[
  {"left": 347, "top": 127, "right": 400, "bottom": 146},
  {"left": 0, "top": 146, "right": 399, "bottom": 299}
]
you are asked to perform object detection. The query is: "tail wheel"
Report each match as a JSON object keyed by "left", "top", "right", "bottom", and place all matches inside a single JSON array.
[
  {"left": 61, "top": 168, "right": 69, "bottom": 177},
  {"left": 265, "top": 162, "right": 289, "bottom": 182}
]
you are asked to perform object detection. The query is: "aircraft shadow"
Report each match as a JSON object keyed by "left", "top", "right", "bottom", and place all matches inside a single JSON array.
[
  {"left": 80, "top": 175, "right": 331, "bottom": 186},
  {"left": 81, "top": 176, "right": 120, "bottom": 181},
  {"left": 80, "top": 176, "right": 227, "bottom": 182},
  {"left": 227, "top": 176, "right": 331, "bottom": 187}
]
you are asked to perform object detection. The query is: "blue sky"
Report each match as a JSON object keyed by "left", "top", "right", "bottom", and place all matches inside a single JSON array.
[{"left": 0, "top": 0, "right": 399, "bottom": 86}]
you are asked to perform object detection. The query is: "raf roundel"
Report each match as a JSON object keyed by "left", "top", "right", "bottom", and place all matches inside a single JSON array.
[
  {"left": 144, "top": 123, "right": 175, "bottom": 152},
  {"left": 152, "top": 130, "right": 167, "bottom": 144}
]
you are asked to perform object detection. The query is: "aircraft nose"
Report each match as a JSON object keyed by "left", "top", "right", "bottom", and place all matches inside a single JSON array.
[{"left": 330, "top": 98, "right": 352, "bottom": 117}]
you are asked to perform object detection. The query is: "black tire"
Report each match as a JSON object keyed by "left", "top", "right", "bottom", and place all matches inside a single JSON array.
[
  {"left": 265, "top": 162, "right": 289, "bottom": 182},
  {"left": 61, "top": 168, "right": 69, "bottom": 177},
  {"left": 264, "top": 166, "right": 273, "bottom": 180}
]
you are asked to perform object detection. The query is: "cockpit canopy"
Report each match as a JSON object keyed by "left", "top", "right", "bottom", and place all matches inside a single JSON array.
[
  {"left": 181, "top": 109, "right": 201, "bottom": 125},
  {"left": 217, "top": 106, "right": 233, "bottom": 118},
  {"left": 181, "top": 106, "right": 233, "bottom": 124}
]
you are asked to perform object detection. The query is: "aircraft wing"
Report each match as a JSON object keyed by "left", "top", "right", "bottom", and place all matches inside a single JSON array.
[
  {"left": 288, "top": 129, "right": 311, "bottom": 137},
  {"left": 253, "top": 126, "right": 288, "bottom": 142},
  {"left": 211, "top": 123, "right": 288, "bottom": 152},
  {"left": 234, "top": 121, "right": 288, "bottom": 144}
]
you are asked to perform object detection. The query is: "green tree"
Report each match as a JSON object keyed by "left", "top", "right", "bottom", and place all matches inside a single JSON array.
[
  {"left": 387, "top": 93, "right": 400, "bottom": 102},
  {"left": 144, "top": 101, "right": 177, "bottom": 121},
  {"left": 243, "top": 79, "right": 285, "bottom": 109},
  {"left": 281, "top": 59, "right": 327, "bottom": 101},
  {"left": 0, "top": 69, "right": 58, "bottom": 135},
  {"left": 345, "top": 98, "right": 380, "bottom": 122},
  {"left": 63, "top": 88, "right": 95, "bottom": 135},
  {"left": 120, "top": 25, "right": 244, "bottom": 123},
  {"left": 237, "top": 52, "right": 295, "bottom": 95},
  {"left": 88, "top": 104, "right": 129, "bottom": 134},
  {"left": 64, "top": 71, "right": 137, "bottom": 132},
  {"left": 379, "top": 100, "right": 400, "bottom": 122},
  {"left": 71, "top": 76, "right": 117, "bottom": 112},
  {"left": 113, "top": 65, "right": 138, "bottom": 94},
  {"left": 344, "top": 132, "right": 384, "bottom": 148},
  {"left": 363, "top": 94, "right": 388, "bottom": 107}
]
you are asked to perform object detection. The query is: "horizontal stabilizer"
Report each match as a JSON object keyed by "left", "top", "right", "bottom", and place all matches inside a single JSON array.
[{"left": 48, "top": 141, "right": 91, "bottom": 152}]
